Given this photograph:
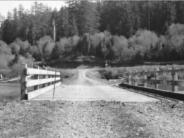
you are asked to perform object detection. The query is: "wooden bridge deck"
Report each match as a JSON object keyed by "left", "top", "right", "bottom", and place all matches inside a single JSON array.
[{"left": 32, "top": 69, "right": 158, "bottom": 102}]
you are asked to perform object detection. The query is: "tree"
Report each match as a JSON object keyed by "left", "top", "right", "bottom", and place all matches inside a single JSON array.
[
  {"left": 67, "top": 0, "right": 79, "bottom": 36},
  {"left": 0, "top": 14, "right": 5, "bottom": 39},
  {"left": 176, "top": 1, "right": 184, "bottom": 24},
  {"left": 29, "top": 2, "right": 52, "bottom": 44},
  {"left": 77, "top": 0, "right": 99, "bottom": 35},
  {"left": 13, "top": 8, "right": 18, "bottom": 20},
  {"left": 18, "top": 4, "right": 24, "bottom": 19},
  {"left": 1, "top": 19, "right": 17, "bottom": 43},
  {"left": 56, "top": 7, "right": 70, "bottom": 37},
  {"left": 100, "top": 1, "right": 138, "bottom": 37}
]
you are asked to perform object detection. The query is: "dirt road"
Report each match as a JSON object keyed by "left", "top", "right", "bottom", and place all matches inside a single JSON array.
[{"left": 34, "top": 69, "right": 158, "bottom": 102}]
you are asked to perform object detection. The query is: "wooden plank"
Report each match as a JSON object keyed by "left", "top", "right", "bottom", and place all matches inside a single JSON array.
[
  {"left": 135, "top": 78, "right": 162, "bottom": 84},
  {"left": 126, "top": 76, "right": 184, "bottom": 87},
  {"left": 120, "top": 83, "right": 184, "bottom": 101},
  {"left": 155, "top": 68, "right": 159, "bottom": 89},
  {"left": 27, "top": 82, "right": 61, "bottom": 99},
  {"left": 26, "top": 77, "right": 60, "bottom": 87},
  {"left": 171, "top": 68, "right": 178, "bottom": 92},
  {"left": 133, "top": 78, "right": 184, "bottom": 86},
  {"left": 130, "top": 68, "right": 184, "bottom": 75},
  {"left": 167, "top": 80, "right": 184, "bottom": 86},
  {"left": 27, "top": 68, "right": 60, "bottom": 75},
  {"left": 143, "top": 74, "right": 147, "bottom": 87}
]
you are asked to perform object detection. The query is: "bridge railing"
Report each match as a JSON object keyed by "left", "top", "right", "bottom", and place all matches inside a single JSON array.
[
  {"left": 121, "top": 66, "right": 184, "bottom": 93},
  {"left": 21, "top": 64, "right": 61, "bottom": 100}
]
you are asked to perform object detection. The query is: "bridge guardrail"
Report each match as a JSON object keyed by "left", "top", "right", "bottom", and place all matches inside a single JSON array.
[
  {"left": 21, "top": 64, "right": 61, "bottom": 100},
  {"left": 122, "top": 66, "right": 183, "bottom": 92},
  {"left": 119, "top": 66, "right": 184, "bottom": 100}
]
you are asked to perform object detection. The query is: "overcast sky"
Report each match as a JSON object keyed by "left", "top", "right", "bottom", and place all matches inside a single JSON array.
[{"left": 0, "top": 0, "right": 67, "bottom": 18}]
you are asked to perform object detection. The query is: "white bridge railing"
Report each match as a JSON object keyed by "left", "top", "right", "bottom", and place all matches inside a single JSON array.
[{"left": 21, "top": 64, "right": 61, "bottom": 100}]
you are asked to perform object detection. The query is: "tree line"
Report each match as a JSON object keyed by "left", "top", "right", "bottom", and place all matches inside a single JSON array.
[
  {"left": 0, "top": 0, "right": 184, "bottom": 72},
  {"left": 2, "top": 1, "right": 184, "bottom": 42}
]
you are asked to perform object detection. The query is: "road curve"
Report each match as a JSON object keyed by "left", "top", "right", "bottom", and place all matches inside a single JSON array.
[{"left": 33, "top": 69, "right": 158, "bottom": 102}]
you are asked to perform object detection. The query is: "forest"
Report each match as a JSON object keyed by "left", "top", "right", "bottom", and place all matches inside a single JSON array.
[{"left": 0, "top": 0, "right": 184, "bottom": 75}]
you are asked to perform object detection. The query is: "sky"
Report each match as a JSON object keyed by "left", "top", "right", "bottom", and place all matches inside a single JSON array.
[{"left": 0, "top": 0, "right": 67, "bottom": 18}]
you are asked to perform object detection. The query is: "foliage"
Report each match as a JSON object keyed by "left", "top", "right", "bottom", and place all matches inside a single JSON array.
[
  {"left": 0, "top": 1, "right": 184, "bottom": 69},
  {"left": 0, "top": 41, "right": 14, "bottom": 69},
  {"left": 37, "top": 36, "right": 55, "bottom": 61}
]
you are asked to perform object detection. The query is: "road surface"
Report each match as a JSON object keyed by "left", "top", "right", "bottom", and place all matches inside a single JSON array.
[{"left": 33, "top": 69, "right": 158, "bottom": 102}]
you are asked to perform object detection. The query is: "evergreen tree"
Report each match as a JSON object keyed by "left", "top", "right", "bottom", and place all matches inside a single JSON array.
[
  {"left": 68, "top": 0, "right": 79, "bottom": 36},
  {"left": 56, "top": 7, "right": 70, "bottom": 37},
  {"left": 77, "top": 0, "right": 99, "bottom": 35}
]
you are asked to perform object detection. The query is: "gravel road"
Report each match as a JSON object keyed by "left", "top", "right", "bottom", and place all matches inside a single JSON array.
[{"left": 1, "top": 100, "right": 184, "bottom": 138}]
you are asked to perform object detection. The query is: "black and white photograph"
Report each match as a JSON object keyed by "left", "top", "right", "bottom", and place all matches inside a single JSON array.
[{"left": 0, "top": 0, "right": 184, "bottom": 137}]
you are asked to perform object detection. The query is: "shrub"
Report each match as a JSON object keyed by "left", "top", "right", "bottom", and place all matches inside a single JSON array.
[
  {"left": 10, "top": 55, "right": 34, "bottom": 76},
  {"left": 167, "top": 24, "right": 184, "bottom": 59},
  {"left": 52, "top": 35, "right": 80, "bottom": 59},
  {"left": 0, "top": 40, "right": 11, "bottom": 55},
  {"left": 0, "top": 40, "right": 14, "bottom": 69},
  {"left": 37, "top": 36, "right": 55, "bottom": 61},
  {"left": 129, "top": 30, "right": 159, "bottom": 56}
]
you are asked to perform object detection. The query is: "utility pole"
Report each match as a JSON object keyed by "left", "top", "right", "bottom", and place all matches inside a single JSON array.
[{"left": 52, "top": 19, "right": 56, "bottom": 42}]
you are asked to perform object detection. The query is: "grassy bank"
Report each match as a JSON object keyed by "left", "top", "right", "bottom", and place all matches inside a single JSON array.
[{"left": 0, "top": 82, "right": 20, "bottom": 102}]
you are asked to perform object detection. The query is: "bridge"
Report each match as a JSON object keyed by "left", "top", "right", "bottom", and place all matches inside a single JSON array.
[
  {"left": 4, "top": 65, "right": 184, "bottom": 137},
  {"left": 20, "top": 65, "right": 158, "bottom": 102}
]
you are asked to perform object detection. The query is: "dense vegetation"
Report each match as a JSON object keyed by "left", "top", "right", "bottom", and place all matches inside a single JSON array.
[{"left": 0, "top": 0, "right": 184, "bottom": 75}]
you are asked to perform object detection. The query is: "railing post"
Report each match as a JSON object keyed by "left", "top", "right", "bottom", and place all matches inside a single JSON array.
[
  {"left": 128, "top": 73, "right": 131, "bottom": 85},
  {"left": 53, "top": 69, "right": 57, "bottom": 99},
  {"left": 37, "top": 66, "right": 40, "bottom": 88},
  {"left": 172, "top": 66, "right": 178, "bottom": 92},
  {"left": 155, "top": 68, "right": 159, "bottom": 89},
  {"left": 60, "top": 71, "right": 62, "bottom": 83},
  {"left": 143, "top": 73, "right": 147, "bottom": 87},
  {"left": 130, "top": 73, "right": 133, "bottom": 85},
  {"left": 21, "top": 64, "right": 28, "bottom": 100},
  {"left": 45, "top": 67, "right": 47, "bottom": 86},
  {"left": 134, "top": 71, "right": 138, "bottom": 86}
]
